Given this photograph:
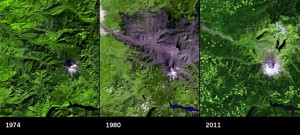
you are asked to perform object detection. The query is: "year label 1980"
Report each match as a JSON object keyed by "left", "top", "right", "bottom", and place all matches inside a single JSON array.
[{"left": 106, "top": 122, "right": 121, "bottom": 128}]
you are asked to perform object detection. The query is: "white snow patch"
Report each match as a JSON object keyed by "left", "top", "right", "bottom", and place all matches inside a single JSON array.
[
  {"left": 67, "top": 63, "right": 79, "bottom": 76},
  {"left": 141, "top": 102, "right": 149, "bottom": 110},
  {"left": 262, "top": 60, "right": 281, "bottom": 77}
]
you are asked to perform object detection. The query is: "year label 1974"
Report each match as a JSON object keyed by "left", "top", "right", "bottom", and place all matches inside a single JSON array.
[{"left": 6, "top": 122, "right": 21, "bottom": 128}]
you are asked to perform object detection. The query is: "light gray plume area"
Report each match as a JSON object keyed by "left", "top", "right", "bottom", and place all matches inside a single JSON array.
[{"left": 111, "top": 9, "right": 199, "bottom": 81}]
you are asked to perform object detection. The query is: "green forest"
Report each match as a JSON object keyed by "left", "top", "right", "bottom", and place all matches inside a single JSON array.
[
  {"left": 3, "top": 0, "right": 300, "bottom": 118},
  {"left": 100, "top": 0, "right": 199, "bottom": 117},
  {"left": 0, "top": 0, "right": 99, "bottom": 117},
  {"left": 0, "top": 0, "right": 199, "bottom": 117},
  {"left": 201, "top": 0, "right": 300, "bottom": 116}
]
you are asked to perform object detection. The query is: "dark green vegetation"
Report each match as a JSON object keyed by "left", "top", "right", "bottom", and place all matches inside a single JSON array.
[
  {"left": 201, "top": 0, "right": 300, "bottom": 116},
  {"left": 100, "top": 0, "right": 199, "bottom": 116},
  {"left": 0, "top": 0, "right": 99, "bottom": 116}
]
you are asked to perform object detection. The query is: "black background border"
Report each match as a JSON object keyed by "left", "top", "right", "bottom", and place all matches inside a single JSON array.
[{"left": 1, "top": 117, "right": 299, "bottom": 129}]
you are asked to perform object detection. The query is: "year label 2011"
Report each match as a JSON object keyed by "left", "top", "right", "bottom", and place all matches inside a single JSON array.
[{"left": 206, "top": 122, "right": 221, "bottom": 128}]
